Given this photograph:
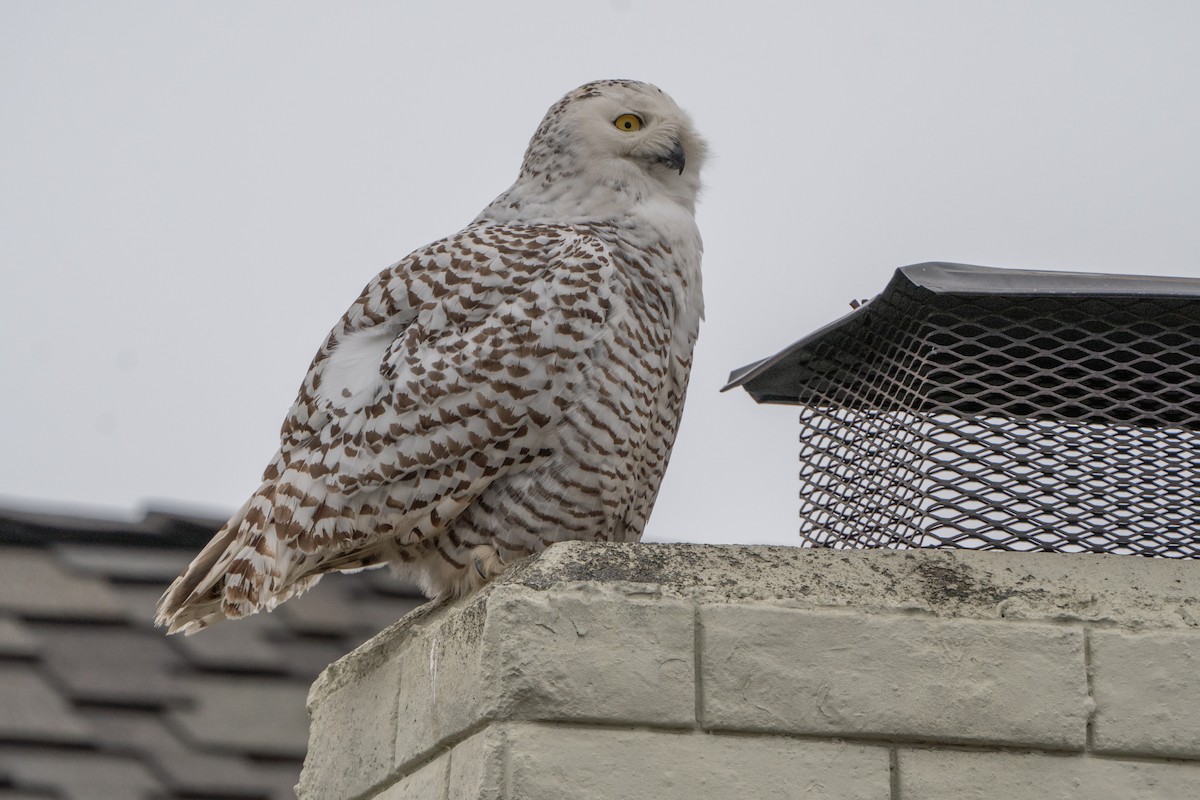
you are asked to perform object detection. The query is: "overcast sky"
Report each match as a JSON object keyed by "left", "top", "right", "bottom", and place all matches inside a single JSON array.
[{"left": 3, "top": 2, "right": 1198, "bottom": 547}]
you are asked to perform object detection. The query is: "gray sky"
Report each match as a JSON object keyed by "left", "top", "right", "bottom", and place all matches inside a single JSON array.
[{"left": 3, "top": 1, "right": 1198, "bottom": 546}]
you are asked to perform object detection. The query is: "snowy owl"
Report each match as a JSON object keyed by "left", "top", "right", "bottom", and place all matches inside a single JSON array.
[{"left": 156, "top": 80, "right": 707, "bottom": 634}]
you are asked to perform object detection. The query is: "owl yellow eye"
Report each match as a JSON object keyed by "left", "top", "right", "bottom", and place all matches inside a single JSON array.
[{"left": 613, "top": 114, "right": 643, "bottom": 132}]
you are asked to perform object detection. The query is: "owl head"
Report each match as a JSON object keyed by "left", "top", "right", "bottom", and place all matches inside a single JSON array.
[{"left": 498, "top": 80, "right": 708, "bottom": 220}]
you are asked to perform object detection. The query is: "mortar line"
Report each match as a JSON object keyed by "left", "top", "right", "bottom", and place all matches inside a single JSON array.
[
  {"left": 464, "top": 718, "right": 1200, "bottom": 768},
  {"left": 1084, "top": 625, "right": 1096, "bottom": 752},
  {"left": 889, "top": 748, "right": 900, "bottom": 800},
  {"left": 390, "top": 717, "right": 492, "bottom": 787},
  {"left": 441, "top": 745, "right": 452, "bottom": 800},
  {"left": 693, "top": 600, "right": 705, "bottom": 730},
  {"left": 521, "top": 719, "right": 1129, "bottom": 759}
]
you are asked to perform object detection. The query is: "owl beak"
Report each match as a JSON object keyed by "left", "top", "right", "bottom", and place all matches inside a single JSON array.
[{"left": 657, "top": 140, "right": 686, "bottom": 175}]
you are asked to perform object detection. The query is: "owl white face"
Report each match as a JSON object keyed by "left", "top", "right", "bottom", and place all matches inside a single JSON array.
[
  {"left": 568, "top": 82, "right": 707, "bottom": 203},
  {"left": 506, "top": 80, "right": 708, "bottom": 218}
]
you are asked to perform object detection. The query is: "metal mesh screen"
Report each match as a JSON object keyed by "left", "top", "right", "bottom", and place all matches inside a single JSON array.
[{"left": 733, "top": 264, "right": 1200, "bottom": 558}]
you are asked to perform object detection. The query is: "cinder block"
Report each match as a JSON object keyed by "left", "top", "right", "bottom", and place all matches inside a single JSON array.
[
  {"left": 391, "top": 582, "right": 695, "bottom": 770},
  {"left": 299, "top": 650, "right": 401, "bottom": 799},
  {"left": 504, "top": 723, "right": 889, "bottom": 800},
  {"left": 300, "top": 611, "right": 490, "bottom": 795},
  {"left": 899, "top": 748, "right": 1200, "bottom": 799},
  {"left": 374, "top": 752, "right": 447, "bottom": 800},
  {"left": 394, "top": 605, "right": 490, "bottom": 770},
  {"left": 1091, "top": 628, "right": 1200, "bottom": 759},
  {"left": 446, "top": 727, "right": 505, "bottom": 800},
  {"left": 482, "top": 583, "right": 695, "bottom": 728},
  {"left": 701, "top": 605, "right": 1087, "bottom": 749}
]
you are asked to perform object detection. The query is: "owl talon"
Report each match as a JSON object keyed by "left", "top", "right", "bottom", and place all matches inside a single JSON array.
[{"left": 473, "top": 558, "right": 488, "bottom": 580}]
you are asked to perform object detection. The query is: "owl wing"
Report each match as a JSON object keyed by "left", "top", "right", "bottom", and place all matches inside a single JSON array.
[
  {"left": 156, "top": 223, "right": 614, "bottom": 632},
  {"left": 273, "top": 222, "right": 616, "bottom": 546}
]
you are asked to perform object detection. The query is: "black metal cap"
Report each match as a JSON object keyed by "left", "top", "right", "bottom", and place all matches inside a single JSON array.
[{"left": 724, "top": 262, "right": 1200, "bottom": 405}]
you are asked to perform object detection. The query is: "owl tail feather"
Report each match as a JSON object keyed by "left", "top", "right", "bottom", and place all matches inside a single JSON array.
[
  {"left": 155, "top": 481, "right": 396, "bottom": 635},
  {"left": 155, "top": 488, "right": 318, "bottom": 635}
]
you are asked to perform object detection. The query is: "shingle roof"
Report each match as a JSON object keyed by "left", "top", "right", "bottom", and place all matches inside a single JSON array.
[{"left": 0, "top": 505, "right": 425, "bottom": 799}]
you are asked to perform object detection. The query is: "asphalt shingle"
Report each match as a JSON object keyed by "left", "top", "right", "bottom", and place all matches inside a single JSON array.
[
  {"left": 0, "top": 749, "right": 164, "bottom": 800},
  {"left": 0, "top": 549, "right": 125, "bottom": 621},
  {"left": 272, "top": 636, "right": 364, "bottom": 680},
  {"left": 275, "top": 577, "right": 370, "bottom": 637},
  {"left": 0, "top": 664, "right": 92, "bottom": 745},
  {"left": 170, "top": 675, "right": 312, "bottom": 758},
  {"left": 55, "top": 544, "right": 191, "bottom": 584},
  {"left": 83, "top": 707, "right": 298, "bottom": 798},
  {"left": 168, "top": 610, "right": 291, "bottom": 674},
  {"left": 0, "top": 617, "right": 39, "bottom": 658},
  {"left": 34, "top": 624, "right": 190, "bottom": 707},
  {"left": 276, "top": 571, "right": 421, "bottom": 637},
  {"left": 107, "top": 583, "right": 168, "bottom": 629}
]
